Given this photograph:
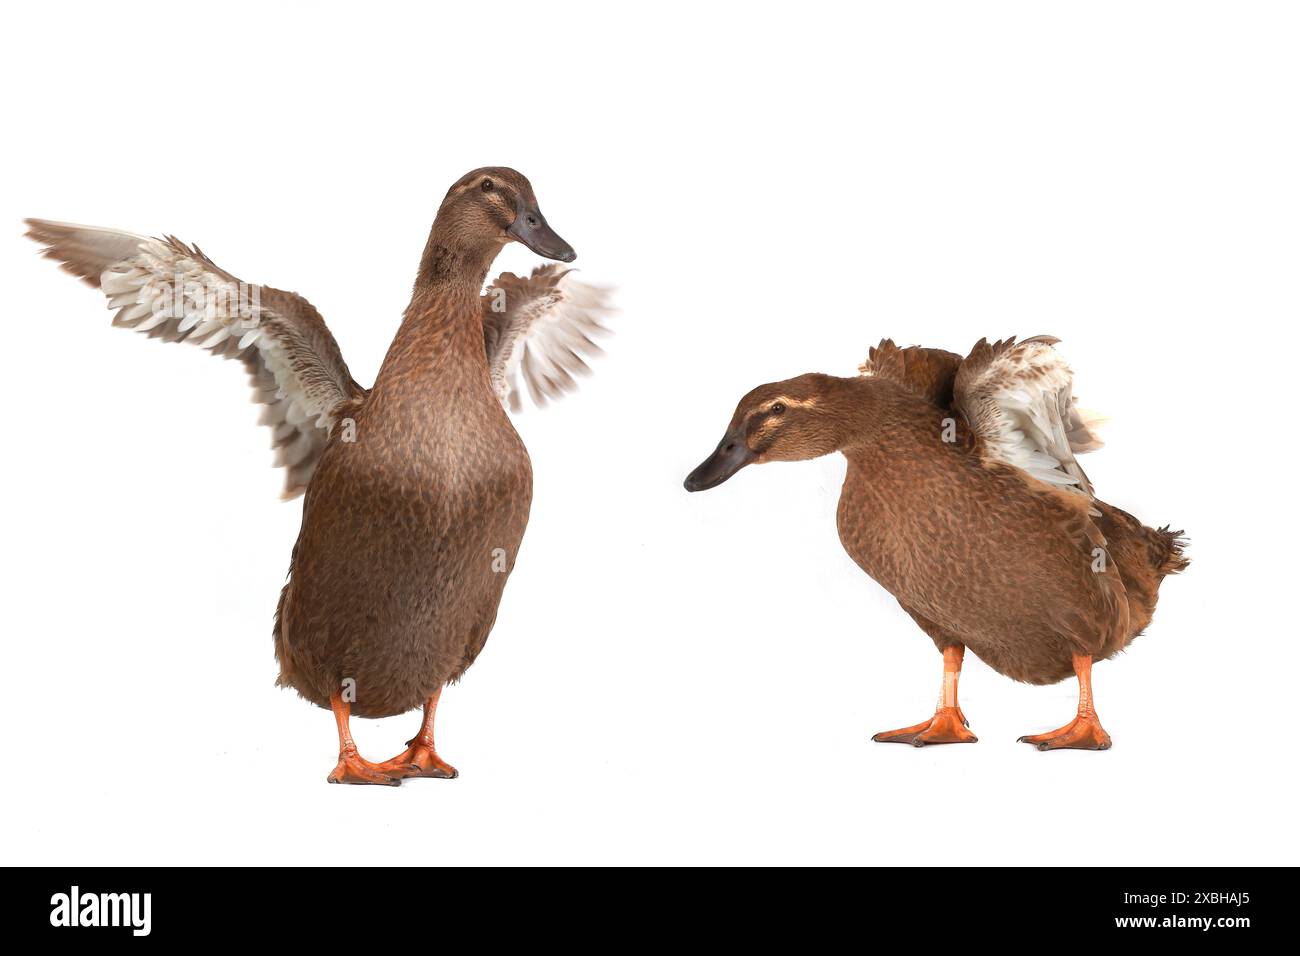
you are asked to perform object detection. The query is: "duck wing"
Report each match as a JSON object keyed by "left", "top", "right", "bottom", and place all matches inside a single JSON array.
[
  {"left": 953, "top": 336, "right": 1103, "bottom": 498},
  {"left": 480, "top": 264, "right": 616, "bottom": 411},
  {"left": 858, "top": 339, "right": 964, "bottom": 406},
  {"left": 26, "top": 219, "right": 365, "bottom": 499}
]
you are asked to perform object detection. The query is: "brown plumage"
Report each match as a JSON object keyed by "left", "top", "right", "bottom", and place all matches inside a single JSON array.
[
  {"left": 26, "top": 166, "right": 616, "bottom": 784},
  {"left": 686, "top": 336, "right": 1187, "bottom": 750}
]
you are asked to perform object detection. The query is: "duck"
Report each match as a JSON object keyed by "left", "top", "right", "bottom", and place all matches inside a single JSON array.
[
  {"left": 684, "top": 336, "right": 1187, "bottom": 750},
  {"left": 26, "top": 167, "right": 617, "bottom": 784}
]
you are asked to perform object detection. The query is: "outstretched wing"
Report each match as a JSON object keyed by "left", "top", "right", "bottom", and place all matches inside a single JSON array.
[
  {"left": 953, "top": 336, "right": 1104, "bottom": 497},
  {"left": 26, "top": 219, "right": 364, "bottom": 498},
  {"left": 858, "top": 339, "right": 964, "bottom": 407},
  {"left": 481, "top": 264, "right": 616, "bottom": 411}
]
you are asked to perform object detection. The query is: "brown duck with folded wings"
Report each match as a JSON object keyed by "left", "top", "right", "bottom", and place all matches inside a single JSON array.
[
  {"left": 26, "top": 167, "right": 617, "bottom": 784},
  {"left": 684, "top": 337, "right": 1187, "bottom": 750}
]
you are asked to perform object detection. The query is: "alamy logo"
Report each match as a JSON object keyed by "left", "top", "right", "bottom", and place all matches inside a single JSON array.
[{"left": 49, "top": 885, "right": 151, "bottom": 937}]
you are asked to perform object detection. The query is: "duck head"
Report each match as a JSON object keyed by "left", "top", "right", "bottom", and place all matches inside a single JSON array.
[
  {"left": 684, "top": 373, "right": 859, "bottom": 492},
  {"left": 436, "top": 166, "right": 575, "bottom": 262}
]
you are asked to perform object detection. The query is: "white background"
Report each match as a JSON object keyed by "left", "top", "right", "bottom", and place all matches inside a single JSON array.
[{"left": 2, "top": 1, "right": 1295, "bottom": 866}]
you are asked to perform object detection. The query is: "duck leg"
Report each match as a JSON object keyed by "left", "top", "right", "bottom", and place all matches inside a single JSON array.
[
  {"left": 372, "top": 688, "right": 459, "bottom": 779},
  {"left": 872, "top": 645, "right": 978, "bottom": 746},
  {"left": 1018, "top": 653, "right": 1112, "bottom": 751},
  {"left": 326, "top": 692, "right": 403, "bottom": 786}
]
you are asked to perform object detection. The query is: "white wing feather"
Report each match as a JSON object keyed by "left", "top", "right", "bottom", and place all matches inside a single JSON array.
[
  {"left": 481, "top": 265, "right": 617, "bottom": 411},
  {"left": 954, "top": 336, "right": 1103, "bottom": 499},
  {"left": 26, "top": 219, "right": 362, "bottom": 498}
]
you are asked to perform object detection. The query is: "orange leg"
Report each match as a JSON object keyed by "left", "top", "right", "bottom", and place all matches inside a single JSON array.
[
  {"left": 1018, "top": 653, "right": 1113, "bottom": 751},
  {"left": 372, "top": 688, "right": 459, "bottom": 779},
  {"left": 873, "top": 645, "right": 978, "bottom": 747},
  {"left": 326, "top": 692, "right": 402, "bottom": 786}
]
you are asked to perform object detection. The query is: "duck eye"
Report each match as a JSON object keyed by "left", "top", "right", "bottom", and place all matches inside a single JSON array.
[
  {"left": 771, "top": 402, "right": 786, "bottom": 415},
  {"left": 481, "top": 179, "right": 494, "bottom": 192}
]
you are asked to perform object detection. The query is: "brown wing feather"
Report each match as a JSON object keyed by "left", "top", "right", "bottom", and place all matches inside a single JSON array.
[
  {"left": 859, "top": 339, "right": 964, "bottom": 407},
  {"left": 26, "top": 219, "right": 364, "bottom": 498}
]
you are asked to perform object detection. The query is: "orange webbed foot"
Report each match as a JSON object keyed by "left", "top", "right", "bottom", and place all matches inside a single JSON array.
[
  {"left": 1018, "top": 714, "right": 1112, "bottom": 751},
  {"left": 374, "top": 739, "right": 459, "bottom": 779},
  {"left": 872, "top": 707, "right": 978, "bottom": 747},
  {"left": 327, "top": 751, "right": 403, "bottom": 786}
]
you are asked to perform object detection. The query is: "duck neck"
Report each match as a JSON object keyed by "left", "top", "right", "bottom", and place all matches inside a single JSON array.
[
  {"left": 834, "top": 375, "right": 948, "bottom": 471},
  {"left": 828, "top": 375, "right": 934, "bottom": 457},
  {"left": 372, "top": 229, "right": 503, "bottom": 402},
  {"left": 415, "top": 216, "right": 503, "bottom": 291},
  {"left": 811, "top": 375, "right": 896, "bottom": 452}
]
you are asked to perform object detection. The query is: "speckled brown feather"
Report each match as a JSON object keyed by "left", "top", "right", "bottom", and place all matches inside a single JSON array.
[
  {"left": 859, "top": 338, "right": 964, "bottom": 407},
  {"left": 831, "top": 375, "right": 1137, "bottom": 684}
]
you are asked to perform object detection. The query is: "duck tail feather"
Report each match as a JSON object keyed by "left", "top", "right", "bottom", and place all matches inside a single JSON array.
[{"left": 1154, "top": 525, "right": 1190, "bottom": 576}]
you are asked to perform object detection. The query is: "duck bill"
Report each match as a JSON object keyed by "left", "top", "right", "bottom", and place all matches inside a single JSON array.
[
  {"left": 683, "top": 435, "right": 756, "bottom": 492},
  {"left": 508, "top": 198, "right": 576, "bottom": 262}
]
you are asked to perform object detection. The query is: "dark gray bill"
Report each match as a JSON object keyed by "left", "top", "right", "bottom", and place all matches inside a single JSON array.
[
  {"left": 683, "top": 434, "right": 756, "bottom": 492},
  {"left": 508, "top": 196, "right": 576, "bottom": 262}
]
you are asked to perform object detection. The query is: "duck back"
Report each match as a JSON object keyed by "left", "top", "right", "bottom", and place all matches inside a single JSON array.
[{"left": 835, "top": 393, "right": 1183, "bottom": 684}]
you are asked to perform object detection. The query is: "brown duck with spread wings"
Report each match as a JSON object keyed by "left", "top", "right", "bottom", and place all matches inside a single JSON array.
[
  {"left": 26, "top": 167, "right": 617, "bottom": 784},
  {"left": 685, "top": 337, "right": 1187, "bottom": 750}
]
